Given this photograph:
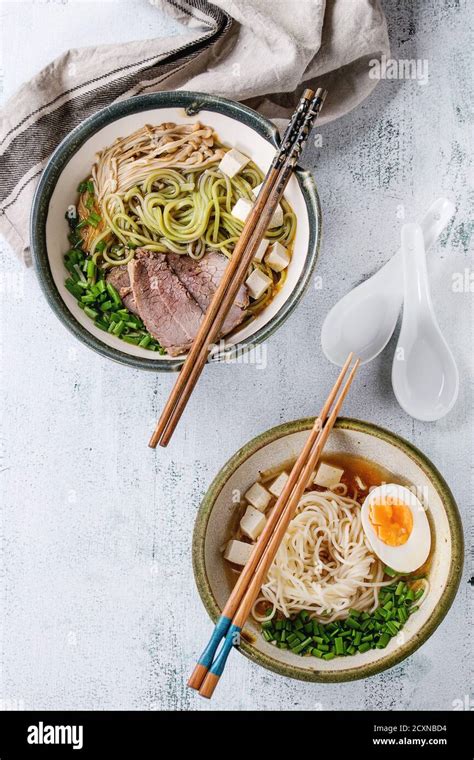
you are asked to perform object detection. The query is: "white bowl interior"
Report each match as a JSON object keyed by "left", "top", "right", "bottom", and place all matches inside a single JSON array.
[
  {"left": 45, "top": 108, "right": 311, "bottom": 361},
  {"left": 203, "top": 426, "right": 453, "bottom": 675}
]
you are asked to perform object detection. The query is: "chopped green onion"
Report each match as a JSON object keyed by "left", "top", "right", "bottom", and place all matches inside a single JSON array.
[
  {"left": 87, "top": 213, "right": 102, "bottom": 228},
  {"left": 377, "top": 632, "right": 391, "bottom": 649},
  {"left": 106, "top": 283, "right": 122, "bottom": 307},
  {"left": 353, "top": 631, "right": 362, "bottom": 646},
  {"left": 346, "top": 617, "right": 361, "bottom": 630},
  {"left": 65, "top": 279, "right": 83, "bottom": 298},
  {"left": 112, "top": 320, "right": 125, "bottom": 337},
  {"left": 349, "top": 609, "right": 361, "bottom": 618},
  {"left": 87, "top": 259, "right": 96, "bottom": 282}
]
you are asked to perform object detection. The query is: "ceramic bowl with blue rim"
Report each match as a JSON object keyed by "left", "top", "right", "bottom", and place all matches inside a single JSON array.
[{"left": 30, "top": 91, "right": 321, "bottom": 371}]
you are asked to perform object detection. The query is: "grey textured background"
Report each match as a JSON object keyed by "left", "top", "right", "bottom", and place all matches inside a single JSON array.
[{"left": 0, "top": 0, "right": 472, "bottom": 711}]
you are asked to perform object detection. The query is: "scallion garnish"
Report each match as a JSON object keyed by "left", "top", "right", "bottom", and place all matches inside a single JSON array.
[{"left": 261, "top": 576, "right": 424, "bottom": 659}]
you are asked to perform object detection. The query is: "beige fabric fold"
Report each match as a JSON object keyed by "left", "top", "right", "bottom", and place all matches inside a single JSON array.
[{"left": 0, "top": 0, "right": 389, "bottom": 263}]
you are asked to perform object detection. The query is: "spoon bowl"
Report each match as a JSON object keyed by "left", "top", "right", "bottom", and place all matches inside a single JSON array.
[{"left": 392, "top": 223, "right": 459, "bottom": 421}]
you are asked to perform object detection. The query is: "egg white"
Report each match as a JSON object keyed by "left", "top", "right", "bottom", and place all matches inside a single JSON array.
[{"left": 361, "top": 483, "right": 431, "bottom": 573}]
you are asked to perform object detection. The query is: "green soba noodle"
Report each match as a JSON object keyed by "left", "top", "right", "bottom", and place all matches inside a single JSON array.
[{"left": 78, "top": 123, "right": 297, "bottom": 315}]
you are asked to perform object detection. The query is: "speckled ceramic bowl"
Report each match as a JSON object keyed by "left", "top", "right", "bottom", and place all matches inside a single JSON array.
[
  {"left": 193, "top": 417, "right": 463, "bottom": 682},
  {"left": 30, "top": 91, "right": 321, "bottom": 371}
]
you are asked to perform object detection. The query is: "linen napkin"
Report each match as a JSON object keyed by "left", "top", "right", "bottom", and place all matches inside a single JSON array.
[{"left": 0, "top": 0, "right": 389, "bottom": 264}]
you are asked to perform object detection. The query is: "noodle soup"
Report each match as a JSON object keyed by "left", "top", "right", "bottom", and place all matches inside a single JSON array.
[
  {"left": 63, "top": 122, "right": 296, "bottom": 356},
  {"left": 224, "top": 454, "right": 431, "bottom": 661}
]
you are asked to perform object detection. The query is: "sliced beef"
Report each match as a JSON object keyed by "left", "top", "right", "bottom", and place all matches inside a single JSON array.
[
  {"left": 128, "top": 250, "right": 203, "bottom": 356},
  {"left": 105, "top": 265, "right": 139, "bottom": 315},
  {"left": 124, "top": 249, "right": 249, "bottom": 356},
  {"left": 167, "top": 251, "right": 249, "bottom": 335}
]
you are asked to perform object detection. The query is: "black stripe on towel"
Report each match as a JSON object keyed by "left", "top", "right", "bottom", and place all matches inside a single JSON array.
[{"left": 0, "top": 0, "right": 232, "bottom": 205}]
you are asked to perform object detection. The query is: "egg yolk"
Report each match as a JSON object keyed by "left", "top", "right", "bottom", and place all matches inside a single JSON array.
[{"left": 369, "top": 498, "right": 413, "bottom": 546}]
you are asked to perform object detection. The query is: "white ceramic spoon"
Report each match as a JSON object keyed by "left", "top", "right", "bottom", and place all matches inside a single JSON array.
[
  {"left": 392, "top": 223, "right": 459, "bottom": 421},
  {"left": 321, "top": 198, "right": 455, "bottom": 366}
]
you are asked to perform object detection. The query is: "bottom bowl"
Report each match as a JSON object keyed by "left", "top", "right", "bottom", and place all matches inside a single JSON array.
[{"left": 192, "top": 417, "right": 463, "bottom": 682}]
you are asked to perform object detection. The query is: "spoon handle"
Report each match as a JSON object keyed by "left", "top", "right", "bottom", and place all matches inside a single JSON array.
[
  {"left": 420, "top": 197, "right": 455, "bottom": 248},
  {"left": 372, "top": 197, "right": 455, "bottom": 290},
  {"left": 401, "top": 223, "right": 433, "bottom": 317}
]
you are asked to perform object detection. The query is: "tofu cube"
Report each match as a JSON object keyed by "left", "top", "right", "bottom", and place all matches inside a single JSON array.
[
  {"left": 245, "top": 269, "right": 272, "bottom": 300},
  {"left": 218, "top": 148, "right": 250, "bottom": 178},
  {"left": 268, "top": 471, "right": 289, "bottom": 498},
  {"left": 240, "top": 505, "right": 266, "bottom": 541},
  {"left": 313, "top": 462, "right": 345, "bottom": 488},
  {"left": 252, "top": 183, "right": 283, "bottom": 228},
  {"left": 244, "top": 481, "right": 272, "bottom": 512},
  {"left": 231, "top": 197, "right": 253, "bottom": 223},
  {"left": 253, "top": 237, "right": 270, "bottom": 263},
  {"left": 224, "top": 539, "right": 253, "bottom": 566},
  {"left": 265, "top": 241, "right": 290, "bottom": 272},
  {"left": 267, "top": 203, "right": 284, "bottom": 229}
]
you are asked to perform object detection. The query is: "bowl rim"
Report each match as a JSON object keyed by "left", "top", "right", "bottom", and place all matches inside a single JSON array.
[
  {"left": 192, "top": 416, "right": 464, "bottom": 683},
  {"left": 30, "top": 90, "right": 321, "bottom": 372}
]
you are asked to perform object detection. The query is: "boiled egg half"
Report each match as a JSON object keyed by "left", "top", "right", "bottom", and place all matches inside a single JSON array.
[{"left": 361, "top": 483, "right": 431, "bottom": 573}]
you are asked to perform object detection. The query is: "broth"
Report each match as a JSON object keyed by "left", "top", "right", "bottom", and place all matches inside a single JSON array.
[{"left": 224, "top": 452, "right": 432, "bottom": 588}]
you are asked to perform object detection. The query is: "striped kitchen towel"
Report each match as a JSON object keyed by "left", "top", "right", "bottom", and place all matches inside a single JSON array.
[{"left": 0, "top": 0, "right": 389, "bottom": 263}]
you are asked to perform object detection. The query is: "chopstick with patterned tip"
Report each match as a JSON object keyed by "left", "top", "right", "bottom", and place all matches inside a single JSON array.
[
  {"left": 198, "top": 356, "right": 360, "bottom": 699},
  {"left": 149, "top": 88, "right": 327, "bottom": 448},
  {"left": 187, "top": 352, "right": 354, "bottom": 692}
]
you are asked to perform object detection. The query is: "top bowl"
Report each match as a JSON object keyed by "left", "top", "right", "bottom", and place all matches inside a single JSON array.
[{"left": 30, "top": 91, "right": 321, "bottom": 371}]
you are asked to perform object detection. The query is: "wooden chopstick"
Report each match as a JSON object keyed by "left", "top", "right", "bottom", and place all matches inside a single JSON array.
[
  {"left": 158, "top": 178, "right": 294, "bottom": 446},
  {"left": 149, "top": 89, "right": 326, "bottom": 448},
  {"left": 148, "top": 91, "right": 311, "bottom": 449},
  {"left": 148, "top": 165, "right": 280, "bottom": 448},
  {"left": 187, "top": 352, "right": 354, "bottom": 691},
  {"left": 198, "top": 357, "right": 360, "bottom": 698},
  {"left": 149, "top": 90, "right": 318, "bottom": 448}
]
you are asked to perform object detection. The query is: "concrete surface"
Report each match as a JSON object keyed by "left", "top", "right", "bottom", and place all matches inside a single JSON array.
[{"left": 0, "top": 0, "right": 472, "bottom": 711}]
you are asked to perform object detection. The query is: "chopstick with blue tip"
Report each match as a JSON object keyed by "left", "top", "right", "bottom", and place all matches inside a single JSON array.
[
  {"left": 197, "top": 356, "right": 360, "bottom": 698},
  {"left": 187, "top": 352, "right": 355, "bottom": 691}
]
